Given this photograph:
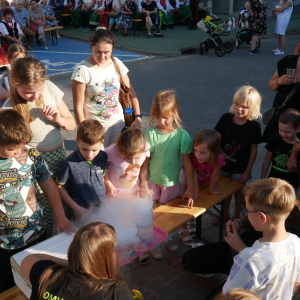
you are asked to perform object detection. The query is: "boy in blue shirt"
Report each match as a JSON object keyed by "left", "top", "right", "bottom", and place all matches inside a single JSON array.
[
  {"left": 56, "top": 119, "right": 107, "bottom": 220},
  {"left": 0, "top": 109, "right": 75, "bottom": 293}
]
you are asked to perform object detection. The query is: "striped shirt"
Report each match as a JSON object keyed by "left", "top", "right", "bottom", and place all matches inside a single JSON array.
[{"left": 12, "top": 7, "right": 30, "bottom": 27}]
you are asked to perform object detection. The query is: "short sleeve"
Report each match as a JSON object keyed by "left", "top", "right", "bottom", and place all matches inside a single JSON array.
[
  {"left": 250, "top": 122, "right": 262, "bottom": 144},
  {"left": 180, "top": 129, "right": 193, "bottom": 155},
  {"left": 25, "top": 9, "right": 30, "bottom": 19},
  {"left": 30, "top": 260, "right": 57, "bottom": 285},
  {"left": 45, "top": 80, "right": 63, "bottom": 105},
  {"left": 277, "top": 56, "right": 290, "bottom": 77},
  {"left": 265, "top": 138, "right": 277, "bottom": 153},
  {"left": 104, "top": 144, "right": 117, "bottom": 162},
  {"left": 71, "top": 62, "right": 90, "bottom": 84},
  {"left": 113, "top": 284, "right": 134, "bottom": 300},
  {"left": 40, "top": 8, "right": 44, "bottom": 16},
  {"left": 214, "top": 114, "right": 225, "bottom": 134},
  {"left": 0, "top": 22, "right": 8, "bottom": 36},
  {"left": 114, "top": 57, "right": 129, "bottom": 78},
  {"left": 56, "top": 159, "right": 71, "bottom": 185},
  {"left": 145, "top": 142, "right": 151, "bottom": 157},
  {"left": 218, "top": 153, "right": 226, "bottom": 168},
  {"left": 145, "top": 129, "right": 155, "bottom": 153}
]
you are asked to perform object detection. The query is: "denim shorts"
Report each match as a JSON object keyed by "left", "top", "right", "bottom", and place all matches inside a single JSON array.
[{"left": 220, "top": 170, "right": 252, "bottom": 182}]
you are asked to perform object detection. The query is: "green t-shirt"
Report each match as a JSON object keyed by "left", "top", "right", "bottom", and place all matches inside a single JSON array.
[{"left": 146, "top": 127, "right": 193, "bottom": 187}]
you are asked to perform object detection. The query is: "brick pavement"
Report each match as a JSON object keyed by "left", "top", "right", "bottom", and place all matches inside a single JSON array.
[{"left": 51, "top": 34, "right": 300, "bottom": 299}]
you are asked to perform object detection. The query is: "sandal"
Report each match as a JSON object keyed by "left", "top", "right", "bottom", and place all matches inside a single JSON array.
[
  {"left": 145, "top": 33, "right": 151, "bottom": 38},
  {"left": 187, "top": 221, "right": 196, "bottom": 237},
  {"left": 138, "top": 253, "right": 150, "bottom": 265},
  {"left": 211, "top": 214, "right": 230, "bottom": 226},
  {"left": 178, "top": 229, "right": 194, "bottom": 246},
  {"left": 165, "top": 239, "right": 178, "bottom": 252},
  {"left": 150, "top": 246, "right": 163, "bottom": 260}
]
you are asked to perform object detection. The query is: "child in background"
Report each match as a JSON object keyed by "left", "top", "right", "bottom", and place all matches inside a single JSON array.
[
  {"left": 214, "top": 86, "right": 262, "bottom": 224},
  {"left": 215, "top": 289, "right": 260, "bottom": 300},
  {"left": 104, "top": 128, "right": 151, "bottom": 199},
  {"left": 223, "top": 178, "right": 300, "bottom": 299},
  {"left": 145, "top": 90, "right": 196, "bottom": 258},
  {"left": 56, "top": 119, "right": 107, "bottom": 220},
  {"left": 179, "top": 129, "right": 225, "bottom": 245},
  {"left": 0, "top": 109, "right": 75, "bottom": 293},
  {"left": 262, "top": 108, "right": 300, "bottom": 190}
]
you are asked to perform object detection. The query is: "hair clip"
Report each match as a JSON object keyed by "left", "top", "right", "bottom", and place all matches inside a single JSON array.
[{"left": 96, "top": 26, "right": 106, "bottom": 30}]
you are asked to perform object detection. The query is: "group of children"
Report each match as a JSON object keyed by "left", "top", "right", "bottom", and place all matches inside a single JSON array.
[{"left": 1, "top": 81, "right": 300, "bottom": 298}]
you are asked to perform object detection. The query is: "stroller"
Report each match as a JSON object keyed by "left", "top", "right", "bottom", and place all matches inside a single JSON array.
[
  {"left": 197, "top": 16, "right": 234, "bottom": 57},
  {"left": 235, "top": 7, "right": 260, "bottom": 49}
]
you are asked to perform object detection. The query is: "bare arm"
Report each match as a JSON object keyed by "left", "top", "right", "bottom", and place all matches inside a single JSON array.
[
  {"left": 294, "top": 282, "right": 300, "bottom": 295},
  {"left": 39, "top": 178, "right": 77, "bottom": 234},
  {"left": 245, "top": 1, "right": 253, "bottom": 15},
  {"left": 121, "top": 74, "right": 141, "bottom": 129},
  {"left": 30, "top": 16, "right": 42, "bottom": 25},
  {"left": 269, "top": 70, "right": 294, "bottom": 91},
  {"left": 0, "top": 86, "right": 8, "bottom": 102},
  {"left": 240, "top": 144, "right": 258, "bottom": 183},
  {"left": 4, "top": 34, "right": 22, "bottom": 44},
  {"left": 72, "top": 80, "right": 86, "bottom": 125},
  {"left": 272, "top": 0, "right": 292, "bottom": 13},
  {"left": 208, "top": 166, "right": 222, "bottom": 195},
  {"left": 21, "top": 253, "right": 69, "bottom": 282},
  {"left": 104, "top": 165, "right": 117, "bottom": 198},
  {"left": 182, "top": 153, "right": 196, "bottom": 208},
  {"left": 140, "top": 156, "right": 151, "bottom": 198},
  {"left": 261, "top": 150, "right": 272, "bottom": 179}
]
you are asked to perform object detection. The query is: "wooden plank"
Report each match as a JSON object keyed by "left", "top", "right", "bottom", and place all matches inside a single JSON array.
[
  {"left": 44, "top": 26, "right": 63, "bottom": 31},
  {"left": 153, "top": 175, "right": 245, "bottom": 233},
  {"left": 0, "top": 286, "right": 28, "bottom": 300}
]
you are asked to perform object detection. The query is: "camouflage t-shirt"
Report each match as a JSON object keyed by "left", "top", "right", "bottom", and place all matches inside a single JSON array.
[{"left": 0, "top": 145, "right": 51, "bottom": 250}]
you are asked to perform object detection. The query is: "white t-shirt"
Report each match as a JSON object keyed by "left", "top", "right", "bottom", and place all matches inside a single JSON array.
[
  {"left": 112, "top": 0, "right": 126, "bottom": 11},
  {"left": 223, "top": 233, "right": 300, "bottom": 300},
  {"left": 71, "top": 57, "right": 129, "bottom": 128},
  {"left": 104, "top": 143, "right": 150, "bottom": 195},
  {"left": 0, "top": 20, "right": 23, "bottom": 38}
]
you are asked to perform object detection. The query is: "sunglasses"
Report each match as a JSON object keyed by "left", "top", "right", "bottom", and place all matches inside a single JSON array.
[{"left": 241, "top": 196, "right": 273, "bottom": 217}]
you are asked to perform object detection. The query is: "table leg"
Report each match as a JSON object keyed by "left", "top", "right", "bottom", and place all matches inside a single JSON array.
[
  {"left": 51, "top": 29, "right": 58, "bottom": 45},
  {"left": 219, "top": 199, "right": 225, "bottom": 242},
  {"left": 195, "top": 214, "right": 202, "bottom": 240}
]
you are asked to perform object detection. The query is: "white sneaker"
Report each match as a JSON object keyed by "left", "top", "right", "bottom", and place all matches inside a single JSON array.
[
  {"left": 274, "top": 51, "right": 284, "bottom": 55},
  {"left": 273, "top": 48, "right": 279, "bottom": 52}
]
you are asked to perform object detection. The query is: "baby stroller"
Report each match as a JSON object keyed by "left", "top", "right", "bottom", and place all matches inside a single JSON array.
[
  {"left": 197, "top": 16, "right": 234, "bottom": 57},
  {"left": 235, "top": 7, "right": 260, "bottom": 49}
]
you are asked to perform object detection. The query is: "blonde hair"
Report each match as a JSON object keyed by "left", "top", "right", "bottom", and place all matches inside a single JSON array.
[
  {"left": 215, "top": 289, "right": 260, "bottom": 300},
  {"left": 116, "top": 128, "right": 146, "bottom": 160},
  {"left": 193, "top": 129, "right": 222, "bottom": 166},
  {"left": 7, "top": 44, "right": 28, "bottom": 61},
  {"left": 9, "top": 57, "right": 46, "bottom": 123},
  {"left": 149, "top": 90, "right": 182, "bottom": 128},
  {"left": 229, "top": 86, "right": 262, "bottom": 121},
  {"left": 244, "top": 178, "right": 296, "bottom": 220}
]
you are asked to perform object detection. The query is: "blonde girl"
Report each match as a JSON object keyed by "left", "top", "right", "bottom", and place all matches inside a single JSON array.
[
  {"left": 178, "top": 129, "right": 225, "bottom": 244},
  {"left": 104, "top": 128, "right": 151, "bottom": 198},
  {"left": 2, "top": 56, "right": 76, "bottom": 237},
  {"left": 215, "top": 289, "right": 260, "bottom": 300},
  {"left": 0, "top": 44, "right": 28, "bottom": 104},
  {"left": 145, "top": 90, "right": 195, "bottom": 258},
  {"left": 213, "top": 85, "right": 262, "bottom": 225}
]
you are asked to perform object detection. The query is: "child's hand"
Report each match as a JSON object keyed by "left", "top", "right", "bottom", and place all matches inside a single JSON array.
[
  {"left": 73, "top": 206, "right": 87, "bottom": 221},
  {"left": 106, "top": 181, "right": 117, "bottom": 198},
  {"left": 224, "top": 221, "right": 246, "bottom": 252},
  {"left": 208, "top": 187, "right": 222, "bottom": 195},
  {"left": 182, "top": 188, "right": 196, "bottom": 209},
  {"left": 42, "top": 105, "right": 61, "bottom": 124},
  {"left": 187, "top": 198, "right": 194, "bottom": 209},
  {"left": 140, "top": 184, "right": 152, "bottom": 198},
  {"left": 240, "top": 171, "right": 250, "bottom": 183},
  {"left": 55, "top": 216, "right": 77, "bottom": 235}
]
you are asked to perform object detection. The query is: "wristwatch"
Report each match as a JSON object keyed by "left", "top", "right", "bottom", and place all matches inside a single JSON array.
[{"left": 135, "top": 114, "right": 142, "bottom": 119}]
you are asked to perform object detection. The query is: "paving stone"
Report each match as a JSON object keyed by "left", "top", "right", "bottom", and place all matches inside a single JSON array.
[{"left": 171, "top": 260, "right": 198, "bottom": 281}]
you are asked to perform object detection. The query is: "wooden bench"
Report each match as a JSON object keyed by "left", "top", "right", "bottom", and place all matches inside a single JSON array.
[
  {"left": 153, "top": 175, "right": 245, "bottom": 242},
  {"left": 132, "top": 19, "right": 144, "bottom": 36},
  {"left": 0, "top": 286, "right": 28, "bottom": 300},
  {"left": 44, "top": 26, "right": 63, "bottom": 45}
]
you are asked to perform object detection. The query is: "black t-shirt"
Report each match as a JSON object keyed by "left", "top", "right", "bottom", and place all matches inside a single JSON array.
[
  {"left": 215, "top": 113, "right": 262, "bottom": 173},
  {"left": 30, "top": 260, "right": 134, "bottom": 300},
  {"left": 266, "top": 136, "right": 299, "bottom": 188},
  {"left": 273, "top": 55, "right": 300, "bottom": 112},
  {"left": 142, "top": 1, "right": 157, "bottom": 12}
]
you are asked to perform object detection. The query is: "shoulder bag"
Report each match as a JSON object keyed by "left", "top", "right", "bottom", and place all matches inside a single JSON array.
[
  {"left": 111, "top": 57, "right": 134, "bottom": 127},
  {"left": 262, "top": 81, "right": 300, "bottom": 127},
  {"left": 108, "top": 11, "right": 121, "bottom": 18}
]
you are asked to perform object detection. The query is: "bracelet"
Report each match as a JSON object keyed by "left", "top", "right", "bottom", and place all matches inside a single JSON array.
[
  {"left": 135, "top": 114, "right": 142, "bottom": 119},
  {"left": 235, "top": 219, "right": 241, "bottom": 226},
  {"left": 276, "top": 79, "right": 280, "bottom": 86}
]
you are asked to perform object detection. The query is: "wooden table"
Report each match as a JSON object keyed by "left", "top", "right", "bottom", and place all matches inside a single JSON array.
[
  {"left": 0, "top": 286, "right": 28, "bottom": 300},
  {"left": 153, "top": 175, "right": 245, "bottom": 242},
  {"left": 44, "top": 26, "right": 63, "bottom": 45}
]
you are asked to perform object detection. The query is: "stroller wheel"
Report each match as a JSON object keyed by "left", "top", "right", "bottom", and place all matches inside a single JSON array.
[
  {"left": 235, "top": 38, "right": 240, "bottom": 49},
  {"left": 215, "top": 46, "right": 226, "bottom": 57},
  {"left": 199, "top": 44, "right": 204, "bottom": 55},
  {"left": 224, "top": 42, "right": 233, "bottom": 53},
  {"left": 256, "top": 38, "right": 260, "bottom": 49}
]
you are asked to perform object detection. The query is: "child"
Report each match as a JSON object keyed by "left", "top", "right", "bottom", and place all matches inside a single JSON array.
[
  {"left": 262, "top": 108, "right": 300, "bottom": 190},
  {"left": 0, "top": 109, "right": 75, "bottom": 293},
  {"left": 104, "top": 128, "right": 151, "bottom": 199},
  {"left": 215, "top": 289, "right": 260, "bottom": 300},
  {"left": 56, "top": 119, "right": 107, "bottom": 220},
  {"left": 223, "top": 178, "right": 300, "bottom": 299},
  {"left": 179, "top": 129, "right": 225, "bottom": 244},
  {"left": 146, "top": 90, "right": 195, "bottom": 257},
  {"left": 214, "top": 85, "right": 262, "bottom": 224}
]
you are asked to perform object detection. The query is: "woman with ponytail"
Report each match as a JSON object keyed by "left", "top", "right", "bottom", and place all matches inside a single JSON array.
[{"left": 2, "top": 56, "right": 76, "bottom": 237}]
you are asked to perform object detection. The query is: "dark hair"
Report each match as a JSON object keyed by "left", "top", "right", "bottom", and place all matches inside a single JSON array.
[
  {"left": 39, "top": 222, "right": 125, "bottom": 299},
  {"left": 77, "top": 119, "right": 104, "bottom": 145},
  {"left": 89, "top": 28, "right": 118, "bottom": 47},
  {"left": 0, "top": 109, "right": 32, "bottom": 146},
  {"left": 3, "top": 7, "right": 13, "bottom": 17},
  {"left": 279, "top": 108, "right": 300, "bottom": 129}
]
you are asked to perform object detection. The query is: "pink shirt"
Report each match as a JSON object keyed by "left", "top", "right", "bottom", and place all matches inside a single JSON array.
[
  {"left": 104, "top": 143, "right": 151, "bottom": 194},
  {"left": 193, "top": 153, "right": 225, "bottom": 183}
]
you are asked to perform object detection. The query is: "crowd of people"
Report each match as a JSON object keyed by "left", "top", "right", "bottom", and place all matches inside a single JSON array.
[{"left": 0, "top": 19, "right": 300, "bottom": 300}]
